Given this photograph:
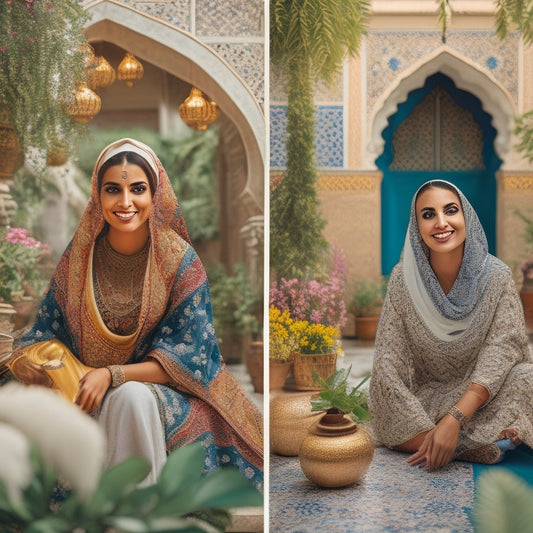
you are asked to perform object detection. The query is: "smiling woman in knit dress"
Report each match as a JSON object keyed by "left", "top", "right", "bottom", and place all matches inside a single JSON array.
[
  {"left": 7, "top": 138, "right": 263, "bottom": 488},
  {"left": 369, "top": 180, "right": 533, "bottom": 471}
]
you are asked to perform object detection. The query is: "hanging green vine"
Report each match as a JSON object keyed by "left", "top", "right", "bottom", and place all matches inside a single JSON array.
[{"left": 0, "top": 0, "right": 89, "bottom": 153}]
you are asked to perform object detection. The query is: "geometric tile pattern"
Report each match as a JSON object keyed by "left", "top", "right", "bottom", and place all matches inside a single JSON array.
[
  {"left": 126, "top": 0, "right": 265, "bottom": 104},
  {"left": 270, "top": 106, "right": 344, "bottom": 168},
  {"left": 121, "top": 0, "right": 190, "bottom": 29},
  {"left": 391, "top": 86, "right": 484, "bottom": 171},
  {"left": 210, "top": 43, "right": 265, "bottom": 105},
  {"left": 366, "top": 30, "right": 520, "bottom": 109},
  {"left": 196, "top": 0, "right": 263, "bottom": 36}
]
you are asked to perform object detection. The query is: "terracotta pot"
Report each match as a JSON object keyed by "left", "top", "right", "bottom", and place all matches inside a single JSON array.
[
  {"left": 355, "top": 316, "right": 380, "bottom": 340},
  {"left": 269, "top": 359, "right": 292, "bottom": 390},
  {"left": 245, "top": 340, "right": 263, "bottom": 393},
  {"left": 270, "top": 390, "right": 323, "bottom": 456},
  {"left": 520, "top": 290, "right": 533, "bottom": 333},
  {"left": 299, "top": 414, "right": 374, "bottom": 488},
  {"left": 292, "top": 352, "right": 337, "bottom": 391}
]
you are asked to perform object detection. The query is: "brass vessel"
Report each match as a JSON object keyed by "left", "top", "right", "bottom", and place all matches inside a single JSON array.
[
  {"left": 299, "top": 414, "right": 374, "bottom": 487},
  {"left": 270, "top": 390, "right": 323, "bottom": 456}
]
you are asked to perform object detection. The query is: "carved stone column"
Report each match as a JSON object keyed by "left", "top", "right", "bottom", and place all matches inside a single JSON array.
[
  {"left": 240, "top": 215, "right": 264, "bottom": 288},
  {"left": 0, "top": 182, "right": 17, "bottom": 229}
]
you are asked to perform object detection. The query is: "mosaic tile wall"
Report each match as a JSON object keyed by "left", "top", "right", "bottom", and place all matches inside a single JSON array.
[
  {"left": 119, "top": 0, "right": 264, "bottom": 105},
  {"left": 270, "top": 62, "right": 344, "bottom": 168},
  {"left": 269, "top": 29, "right": 520, "bottom": 169},
  {"left": 270, "top": 106, "right": 344, "bottom": 169},
  {"left": 367, "top": 30, "right": 520, "bottom": 109}
]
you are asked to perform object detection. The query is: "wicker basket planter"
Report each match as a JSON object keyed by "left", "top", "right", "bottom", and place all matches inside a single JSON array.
[
  {"left": 269, "top": 359, "right": 292, "bottom": 390},
  {"left": 292, "top": 352, "right": 337, "bottom": 391}
]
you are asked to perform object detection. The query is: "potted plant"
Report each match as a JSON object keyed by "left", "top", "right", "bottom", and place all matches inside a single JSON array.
[
  {"left": 349, "top": 277, "right": 387, "bottom": 341},
  {"left": 290, "top": 320, "right": 340, "bottom": 391},
  {"left": 0, "top": 0, "right": 89, "bottom": 164},
  {"left": 269, "top": 305, "right": 296, "bottom": 390},
  {"left": 298, "top": 366, "right": 374, "bottom": 488},
  {"left": 0, "top": 227, "right": 49, "bottom": 331},
  {"left": 269, "top": 247, "right": 348, "bottom": 330},
  {"left": 309, "top": 365, "right": 371, "bottom": 423},
  {"left": 209, "top": 262, "right": 263, "bottom": 390}
]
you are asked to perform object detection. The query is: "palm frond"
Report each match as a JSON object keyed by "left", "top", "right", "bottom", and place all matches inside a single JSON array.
[
  {"left": 438, "top": 0, "right": 450, "bottom": 43},
  {"left": 495, "top": 0, "right": 533, "bottom": 43}
]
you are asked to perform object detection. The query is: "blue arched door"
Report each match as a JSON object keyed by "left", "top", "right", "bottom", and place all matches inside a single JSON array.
[{"left": 377, "top": 73, "right": 500, "bottom": 274}]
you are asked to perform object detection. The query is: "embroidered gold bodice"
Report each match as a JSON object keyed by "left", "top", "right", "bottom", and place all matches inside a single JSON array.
[{"left": 93, "top": 234, "right": 150, "bottom": 335}]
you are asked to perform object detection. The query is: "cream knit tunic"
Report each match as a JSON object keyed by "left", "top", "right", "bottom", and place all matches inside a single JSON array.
[{"left": 369, "top": 262, "right": 533, "bottom": 450}]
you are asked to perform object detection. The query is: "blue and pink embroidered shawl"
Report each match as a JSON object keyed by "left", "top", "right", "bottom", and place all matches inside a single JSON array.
[{"left": 19, "top": 139, "right": 263, "bottom": 489}]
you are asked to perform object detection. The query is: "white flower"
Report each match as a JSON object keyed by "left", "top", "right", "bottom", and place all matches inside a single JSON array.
[
  {"left": 0, "top": 422, "right": 32, "bottom": 505},
  {"left": 0, "top": 383, "right": 106, "bottom": 499}
]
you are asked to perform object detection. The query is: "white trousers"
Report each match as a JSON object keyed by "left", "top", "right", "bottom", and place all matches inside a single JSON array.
[{"left": 94, "top": 381, "right": 167, "bottom": 486}]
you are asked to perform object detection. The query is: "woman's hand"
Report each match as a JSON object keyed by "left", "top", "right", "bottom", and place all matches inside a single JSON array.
[
  {"left": 75, "top": 368, "right": 112, "bottom": 414},
  {"left": 407, "top": 415, "right": 460, "bottom": 470}
]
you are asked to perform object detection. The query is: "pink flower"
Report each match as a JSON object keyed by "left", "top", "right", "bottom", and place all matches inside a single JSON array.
[
  {"left": 270, "top": 248, "right": 348, "bottom": 328},
  {"left": 5, "top": 228, "right": 45, "bottom": 249}
]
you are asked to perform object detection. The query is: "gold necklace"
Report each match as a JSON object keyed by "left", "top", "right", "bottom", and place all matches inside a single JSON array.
[{"left": 93, "top": 235, "right": 150, "bottom": 319}]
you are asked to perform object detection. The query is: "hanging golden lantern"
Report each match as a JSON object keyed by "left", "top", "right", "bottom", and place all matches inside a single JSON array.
[
  {"left": 46, "top": 138, "right": 69, "bottom": 167},
  {"left": 117, "top": 53, "right": 144, "bottom": 87},
  {"left": 86, "top": 56, "right": 116, "bottom": 91},
  {"left": 81, "top": 43, "right": 98, "bottom": 71},
  {"left": 179, "top": 88, "right": 218, "bottom": 131},
  {"left": 65, "top": 83, "right": 101, "bottom": 123}
]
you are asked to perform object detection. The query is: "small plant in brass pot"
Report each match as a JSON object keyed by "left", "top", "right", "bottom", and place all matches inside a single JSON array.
[
  {"left": 299, "top": 367, "right": 374, "bottom": 488},
  {"left": 310, "top": 366, "right": 370, "bottom": 423}
]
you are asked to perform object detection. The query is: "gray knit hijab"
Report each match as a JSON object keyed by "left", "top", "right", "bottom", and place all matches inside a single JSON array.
[{"left": 402, "top": 181, "right": 497, "bottom": 339}]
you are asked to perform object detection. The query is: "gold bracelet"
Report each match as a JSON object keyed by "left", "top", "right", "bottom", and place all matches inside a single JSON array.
[
  {"left": 107, "top": 365, "right": 125, "bottom": 387},
  {"left": 447, "top": 405, "right": 469, "bottom": 427}
]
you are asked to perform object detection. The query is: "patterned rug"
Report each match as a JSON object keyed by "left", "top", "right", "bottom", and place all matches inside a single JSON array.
[{"left": 269, "top": 447, "right": 475, "bottom": 532}]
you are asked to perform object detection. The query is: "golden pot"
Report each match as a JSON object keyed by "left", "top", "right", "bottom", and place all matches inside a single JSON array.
[
  {"left": 270, "top": 390, "right": 323, "bottom": 456},
  {"left": 299, "top": 414, "right": 374, "bottom": 488}
]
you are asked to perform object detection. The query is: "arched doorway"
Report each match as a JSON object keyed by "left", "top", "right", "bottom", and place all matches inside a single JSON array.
[
  {"left": 83, "top": 1, "right": 264, "bottom": 276},
  {"left": 377, "top": 72, "right": 501, "bottom": 274}
]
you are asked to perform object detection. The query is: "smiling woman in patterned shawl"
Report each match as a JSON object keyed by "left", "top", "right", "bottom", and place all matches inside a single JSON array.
[
  {"left": 8, "top": 138, "right": 263, "bottom": 489},
  {"left": 369, "top": 180, "right": 533, "bottom": 472}
]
